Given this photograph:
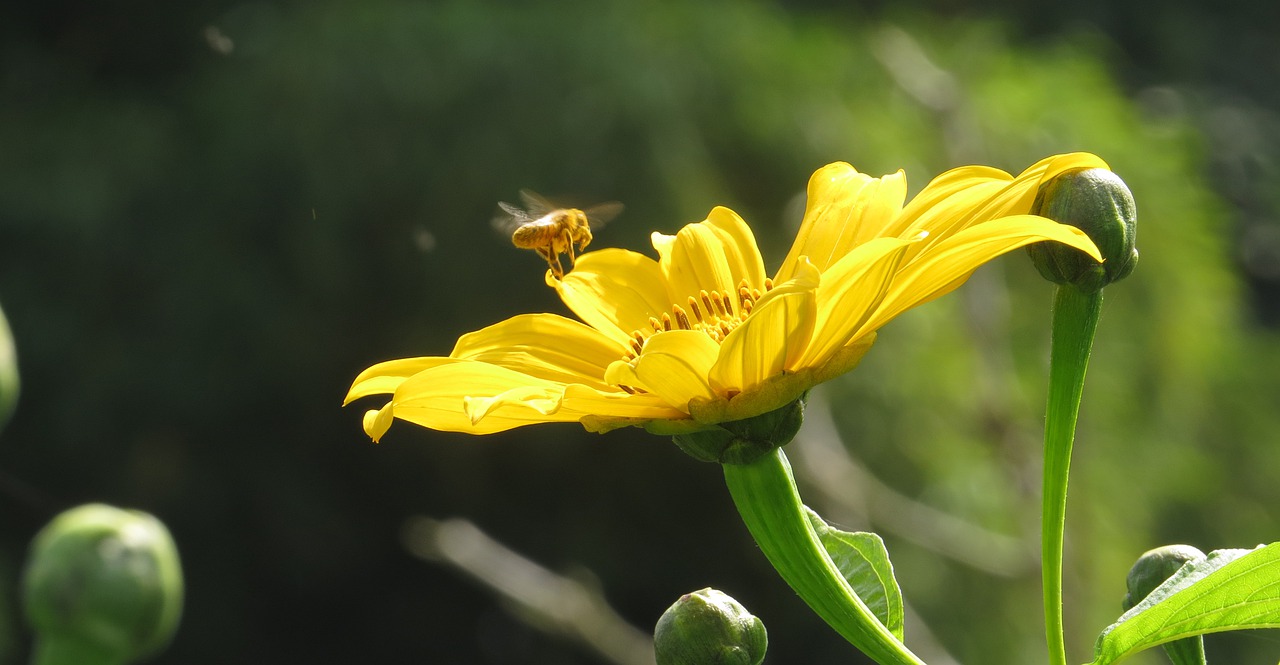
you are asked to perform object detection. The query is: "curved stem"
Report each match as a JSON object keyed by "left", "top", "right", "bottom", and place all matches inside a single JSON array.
[
  {"left": 1042, "top": 285, "right": 1103, "bottom": 665},
  {"left": 723, "top": 448, "right": 927, "bottom": 665}
]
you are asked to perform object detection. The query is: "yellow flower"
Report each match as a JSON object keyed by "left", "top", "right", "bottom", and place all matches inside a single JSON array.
[{"left": 346, "top": 153, "right": 1107, "bottom": 441}]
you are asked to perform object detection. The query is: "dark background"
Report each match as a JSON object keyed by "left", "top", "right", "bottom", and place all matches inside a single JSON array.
[{"left": 2, "top": 0, "right": 1279, "bottom": 663}]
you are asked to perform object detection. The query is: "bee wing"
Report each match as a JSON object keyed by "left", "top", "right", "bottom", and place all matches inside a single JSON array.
[
  {"left": 491, "top": 200, "right": 534, "bottom": 235},
  {"left": 583, "top": 201, "right": 624, "bottom": 228},
  {"left": 517, "top": 189, "right": 558, "bottom": 217}
]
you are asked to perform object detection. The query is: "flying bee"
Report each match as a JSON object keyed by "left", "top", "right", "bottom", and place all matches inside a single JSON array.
[{"left": 494, "top": 189, "right": 623, "bottom": 279}]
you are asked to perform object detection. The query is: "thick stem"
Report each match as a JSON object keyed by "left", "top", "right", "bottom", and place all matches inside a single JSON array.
[
  {"left": 1042, "top": 285, "right": 1103, "bottom": 665},
  {"left": 30, "top": 639, "right": 124, "bottom": 665},
  {"left": 723, "top": 448, "right": 926, "bottom": 665}
]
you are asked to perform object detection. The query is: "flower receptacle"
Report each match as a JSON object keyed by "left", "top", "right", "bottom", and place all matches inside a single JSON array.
[{"left": 671, "top": 395, "right": 805, "bottom": 465}]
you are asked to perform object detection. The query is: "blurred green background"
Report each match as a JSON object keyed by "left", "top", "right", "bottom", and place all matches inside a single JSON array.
[{"left": 2, "top": 0, "right": 1279, "bottom": 663}]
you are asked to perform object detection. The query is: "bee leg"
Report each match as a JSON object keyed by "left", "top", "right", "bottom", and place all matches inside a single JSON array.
[
  {"left": 539, "top": 247, "right": 564, "bottom": 280},
  {"left": 562, "top": 230, "right": 577, "bottom": 270}
]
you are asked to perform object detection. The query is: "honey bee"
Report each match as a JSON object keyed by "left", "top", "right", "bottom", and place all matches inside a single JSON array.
[{"left": 494, "top": 190, "right": 623, "bottom": 279}]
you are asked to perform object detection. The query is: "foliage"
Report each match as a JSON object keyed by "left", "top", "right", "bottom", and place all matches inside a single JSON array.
[{"left": 1, "top": 0, "right": 1277, "bottom": 663}]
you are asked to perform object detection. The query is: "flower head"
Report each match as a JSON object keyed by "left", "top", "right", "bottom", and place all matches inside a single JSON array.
[{"left": 346, "top": 154, "right": 1105, "bottom": 441}]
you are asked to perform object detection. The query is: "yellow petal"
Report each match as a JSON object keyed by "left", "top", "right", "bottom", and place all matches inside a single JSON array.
[
  {"left": 860, "top": 215, "right": 1102, "bottom": 334},
  {"left": 655, "top": 208, "right": 767, "bottom": 311},
  {"left": 776, "top": 163, "right": 907, "bottom": 281},
  {"left": 345, "top": 356, "right": 455, "bottom": 404},
  {"left": 554, "top": 248, "right": 670, "bottom": 345},
  {"left": 799, "top": 236, "right": 914, "bottom": 369},
  {"left": 391, "top": 361, "right": 575, "bottom": 434},
  {"left": 451, "top": 313, "right": 624, "bottom": 391},
  {"left": 710, "top": 259, "right": 819, "bottom": 395},
  {"left": 362, "top": 402, "right": 396, "bottom": 442},
  {"left": 627, "top": 329, "right": 721, "bottom": 410}
]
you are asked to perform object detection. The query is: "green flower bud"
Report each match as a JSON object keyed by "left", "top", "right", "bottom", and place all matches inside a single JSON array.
[
  {"left": 1123, "top": 545, "right": 1206, "bottom": 665},
  {"left": 1027, "top": 168, "right": 1138, "bottom": 294},
  {"left": 671, "top": 395, "right": 805, "bottom": 465},
  {"left": 23, "top": 504, "right": 184, "bottom": 665},
  {"left": 0, "top": 302, "right": 18, "bottom": 432},
  {"left": 654, "top": 588, "right": 767, "bottom": 665}
]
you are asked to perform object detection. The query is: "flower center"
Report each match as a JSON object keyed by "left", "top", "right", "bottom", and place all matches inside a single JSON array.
[{"left": 622, "top": 277, "right": 775, "bottom": 361}]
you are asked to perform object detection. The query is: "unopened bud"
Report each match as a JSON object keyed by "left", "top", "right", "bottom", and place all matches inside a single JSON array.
[
  {"left": 1123, "top": 544, "right": 1206, "bottom": 665},
  {"left": 23, "top": 504, "right": 184, "bottom": 665},
  {"left": 0, "top": 303, "right": 17, "bottom": 432},
  {"left": 1027, "top": 168, "right": 1138, "bottom": 294},
  {"left": 654, "top": 588, "right": 767, "bottom": 665},
  {"left": 671, "top": 395, "right": 805, "bottom": 465}
]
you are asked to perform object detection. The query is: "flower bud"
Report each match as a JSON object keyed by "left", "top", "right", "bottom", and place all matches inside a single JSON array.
[
  {"left": 1027, "top": 168, "right": 1138, "bottom": 294},
  {"left": 671, "top": 395, "right": 805, "bottom": 465},
  {"left": 1123, "top": 544, "right": 1206, "bottom": 665},
  {"left": 654, "top": 588, "right": 767, "bottom": 665},
  {"left": 23, "top": 504, "right": 184, "bottom": 665},
  {"left": 0, "top": 303, "right": 18, "bottom": 432}
]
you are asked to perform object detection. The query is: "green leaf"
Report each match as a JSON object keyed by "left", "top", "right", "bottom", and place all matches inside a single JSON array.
[
  {"left": 1088, "top": 543, "right": 1280, "bottom": 665},
  {"left": 805, "top": 508, "right": 905, "bottom": 640}
]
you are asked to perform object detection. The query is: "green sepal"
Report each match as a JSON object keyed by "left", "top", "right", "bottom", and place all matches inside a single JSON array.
[
  {"left": 1027, "top": 168, "right": 1138, "bottom": 294},
  {"left": 1088, "top": 543, "right": 1280, "bottom": 665},
  {"left": 672, "top": 394, "right": 805, "bottom": 465},
  {"left": 805, "top": 508, "right": 905, "bottom": 640}
]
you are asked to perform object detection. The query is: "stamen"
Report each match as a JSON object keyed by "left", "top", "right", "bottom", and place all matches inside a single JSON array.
[
  {"left": 674, "top": 306, "right": 691, "bottom": 330},
  {"left": 700, "top": 291, "right": 714, "bottom": 317},
  {"left": 738, "top": 285, "right": 752, "bottom": 310},
  {"left": 688, "top": 297, "right": 704, "bottom": 322},
  {"left": 764, "top": 277, "right": 775, "bottom": 291},
  {"left": 649, "top": 316, "right": 662, "bottom": 332},
  {"left": 741, "top": 299, "right": 754, "bottom": 314},
  {"left": 619, "top": 384, "right": 636, "bottom": 394},
  {"left": 660, "top": 312, "right": 673, "bottom": 331},
  {"left": 710, "top": 291, "right": 727, "bottom": 316}
]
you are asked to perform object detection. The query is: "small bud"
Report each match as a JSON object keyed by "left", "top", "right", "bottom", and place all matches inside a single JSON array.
[
  {"left": 0, "top": 303, "right": 17, "bottom": 432},
  {"left": 654, "top": 588, "right": 767, "bottom": 665},
  {"left": 23, "top": 504, "right": 184, "bottom": 665},
  {"left": 1027, "top": 168, "right": 1138, "bottom": 294},
  {"left": 1123, "top": 545, "right": 1206, "bottom": 665},
  {"left": 671, "top": 395, "right": 805, "bottom": 465}
]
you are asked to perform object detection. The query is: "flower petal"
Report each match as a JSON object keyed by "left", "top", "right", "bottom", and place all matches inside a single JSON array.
[
  {"left": 345, "top": 356, "right": 454, "bottom": 404},
  {"left": 710, "top": 259, "right": 819, "bottom": 395},
  {"left": 554, "top": 248, "right": 670, "bottom": 345},
  {"left": 655, "top": 207, "right": 768, "bottom": 310},
  {"left": 799, "top": 236, "right": 915, "bottom": 369},
  {"left": 451, "top": 313, "right": 625, "bottom": 391},
  {"left": 859, "top": 214, "right": 1102, "bottom": 334},
  {"left": 625, "top": 329, "right": 721, "bottom": 410},
  {"left": 776, "top": 163, "right": 907, "bottom": 281},
  {"left": 363, "top": 402, "right": 397, "bottom": 442}
]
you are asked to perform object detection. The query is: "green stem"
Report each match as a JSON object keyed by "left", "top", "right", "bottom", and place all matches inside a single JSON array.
[
  {"left": 1042, "top": 285, "right": 1103, "bottom": 665},
  {"left": 30, "top": 639, "right": 125, "bottom": 665},
  {"left": 723, "top": 448, "right": 926, "bottom": 665}
]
